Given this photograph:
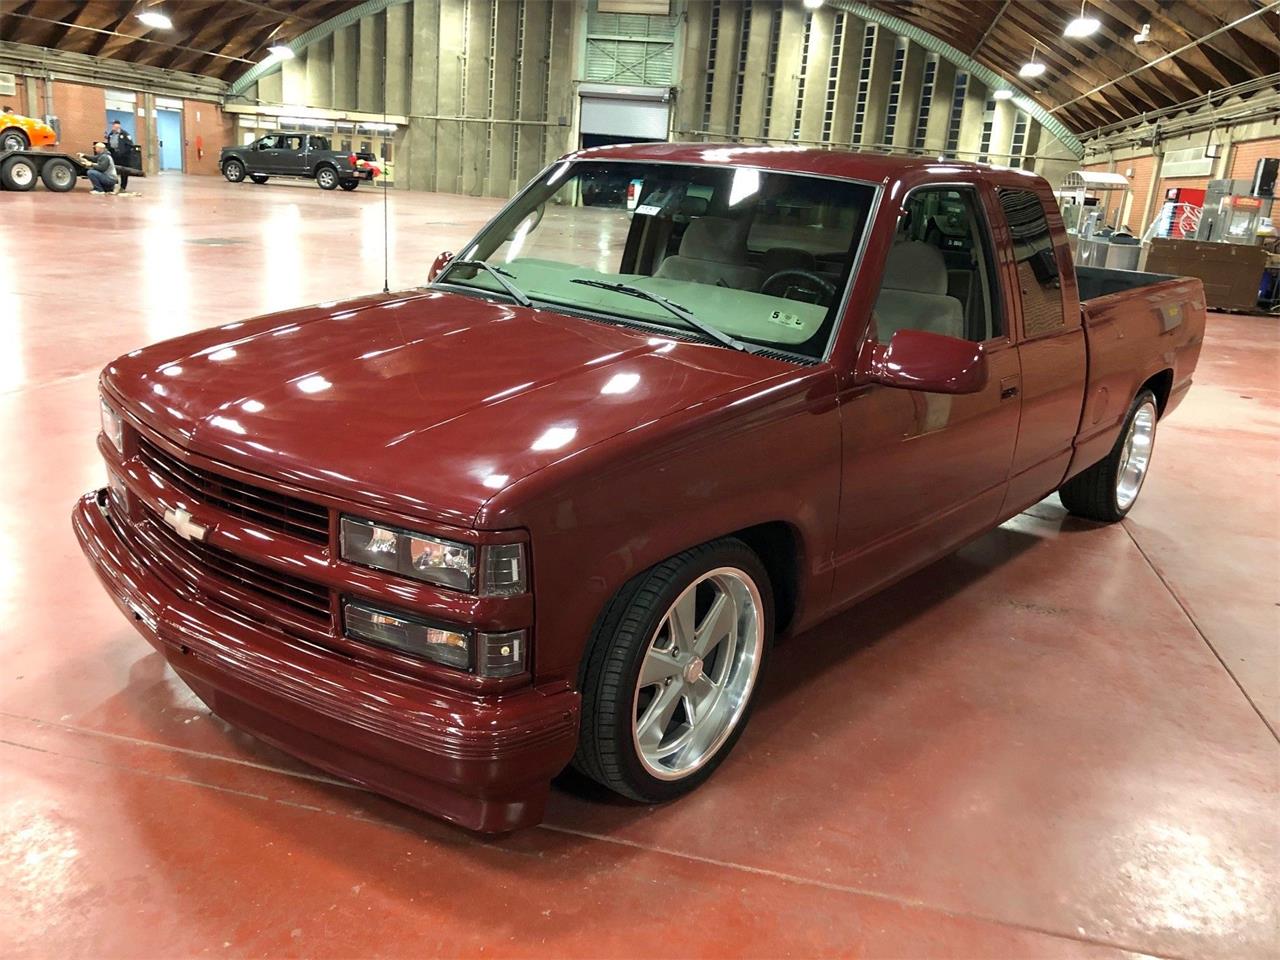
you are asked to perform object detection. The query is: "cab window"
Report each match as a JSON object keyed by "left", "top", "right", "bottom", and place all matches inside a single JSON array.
[
  {"left": 998, "top": 189, "right": 1066, "bottom": 337},
  {"left": 872, "top": 186, "right": 1002, "bottom": 344}
]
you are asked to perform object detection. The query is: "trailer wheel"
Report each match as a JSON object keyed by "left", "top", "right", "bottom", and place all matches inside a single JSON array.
[
  {"left": 223, "top": 159, "right": 246, "bottom": 183},
  {"left": 1, "top": 155, "right": 38, "bottom": 191},
  {"left": 0, "top": 128, "right": 29, "bottom": 152},
  {"left": 250, "top": 174, "right": 269, "bottom": 184},
  {"left": 339, "top": 178, "right": 358, "bottom": 191},
  {"left": 40, "top": 158, "right": 77, "bottom": 192}
]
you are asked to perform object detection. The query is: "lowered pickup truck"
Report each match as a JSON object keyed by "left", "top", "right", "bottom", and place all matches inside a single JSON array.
[
  {"left": 220, "top": 132, "right": 379, "bottom": 190},
  {"left": 75, "top": 145, "right": 1204, "bottom": 831}
]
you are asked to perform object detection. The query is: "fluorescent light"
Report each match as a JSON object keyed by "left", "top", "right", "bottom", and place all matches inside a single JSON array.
[
  {"left": 137, "top": 10, "right": 172, "bottom": 29},
  {"left": 267, "top": 44, "right": 295, "bottom": 60},
  {"left": 1019, "top": 61, "right": 1046, "bottom": 78},
  {"left": 993, "top": 89, "right": 1015, "bottom": 100}
]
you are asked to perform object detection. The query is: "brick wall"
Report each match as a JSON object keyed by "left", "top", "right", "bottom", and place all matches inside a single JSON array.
[
  {"left": 1229, "top": 136, "right": 1280, "bottom": 182},
  {"left": 51, "top": 81, "right": 107, "bottom": 153},
  {"left": 181, "top": 99, "right": 234, "bottom": 176}
]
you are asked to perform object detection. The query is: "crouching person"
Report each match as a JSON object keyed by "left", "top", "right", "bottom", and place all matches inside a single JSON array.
[{"left": 84, "top": 142, "right": 118, "bottom": 194}]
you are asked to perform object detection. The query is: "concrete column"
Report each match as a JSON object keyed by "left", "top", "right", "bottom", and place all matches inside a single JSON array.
[
  {"left": 460, "top": 0, "right": 491, "bottom": 196},
  {"left": 487, "top": 0, "right": 519, "bottom": 196},
  {"left": 385, "top": 3, "right": 410, "bottom": 116},
  {"left": 436, "top": 0, "right": 465, "bottom": 193},
  {"left": 282, "top": 50, "right": 307, "bottom": 105},
  {"left": 543, "top": 0, "right": 575, "bottom": 162},
  {"left": 923, "top": 58, "right": 955, "bottom": 154},
  {"left": 358, "top": 11, "right": 386, "bottom": 113},
  {"left": 892, "top": 42, "right": 926, "bottom": 150},
  {"left": 956, "top": 77, "right": 987, "bottom": 159},
  {"left": 515, "top": 0, "right": 550, "bottom": 185},
  {"left": 706, "top": 0, "right": 742, "bottom": 137},
  {"left": 306, "top": 35, "right": 334, "bottom": 108},
  {"left": 333, "top": 24, "right": 358, "bottom": 110},
  {"left": 258, "top": 69, "right": 283, "bottom": 105},
  {"left": 675, "top": 0, "right": 711, "bottom": 138},
  {"left": 142, "top": 92, "right": 159, "bottom": 175},
  {"left": 24, "top": 74, "right": 39, "bottom": 117},
  {"left": 736, "top": 2, "right": 775, "bottom": 142},
  {"left": 1023, "top": 119, "right": 1043, "bottom": 170},
  {"left": 406, "top": 0, "right": 440, "bottom": 193},
  {"left": 989, "top": 99, "right": 1015, "bottom": 164},
  {"left": 829, "top": 14, "right": 862, "bottom": 147},
  {"left": 797, "top": 6, "right": 834, "bottom": 144},
  {"left": 859, "top": 25, "right": 895, "bottom": 146},
  {"left": 765, "top": 2, "right": 804, "bottom": 142}
]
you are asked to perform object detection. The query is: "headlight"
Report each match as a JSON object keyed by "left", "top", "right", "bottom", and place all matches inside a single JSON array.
[
  {"left": 100, "top": 396, "right": 124, "bottom": 453},
  {"left": 340, "top": 516, "right": 527, "bottom": 596},
  {"left": 344, "top": 600, "right": 527, "bottom": 677}
]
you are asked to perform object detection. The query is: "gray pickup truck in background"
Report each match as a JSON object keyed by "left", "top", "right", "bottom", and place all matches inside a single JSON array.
[{"left": 220, "top": 132, "right": 379, "bottom": 191}]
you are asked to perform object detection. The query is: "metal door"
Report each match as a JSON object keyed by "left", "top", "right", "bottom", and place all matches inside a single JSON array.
[{"left": 156, "top": 109, "right": 183, "bottom": 171}]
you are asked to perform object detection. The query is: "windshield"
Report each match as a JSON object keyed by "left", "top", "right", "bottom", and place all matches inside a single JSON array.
[{"left": 439, "top": 160, "right": 876, "bottom": 359}]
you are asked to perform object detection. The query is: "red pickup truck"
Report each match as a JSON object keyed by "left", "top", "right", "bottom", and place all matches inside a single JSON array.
[{"left": 75, "top": 145, "right": 1205, "bottom": 832}]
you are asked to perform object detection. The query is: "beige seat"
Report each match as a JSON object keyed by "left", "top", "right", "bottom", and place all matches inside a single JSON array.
[
  {"left": 872, "top": 241, "right": 965, "bottom": 341},
  {"left": 655, "top": 216, "right": 763, "bottom": 291}
]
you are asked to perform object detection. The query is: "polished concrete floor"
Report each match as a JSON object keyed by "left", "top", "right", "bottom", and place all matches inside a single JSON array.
[{"left": 2, "top": 175, "right": 1277, "bottom": 958}]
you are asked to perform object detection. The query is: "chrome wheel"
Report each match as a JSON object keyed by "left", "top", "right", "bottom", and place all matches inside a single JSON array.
[
  {"left": 631, "top": 567, "right": 764, "bottom": 781},
  {"left": 1116, "top": 399, "right": 1156, "bottom": 510}
]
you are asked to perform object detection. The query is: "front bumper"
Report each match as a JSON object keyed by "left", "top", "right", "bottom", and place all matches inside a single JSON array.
[{"left": 72, "top": 490, "right": 579, "bottom": 832}]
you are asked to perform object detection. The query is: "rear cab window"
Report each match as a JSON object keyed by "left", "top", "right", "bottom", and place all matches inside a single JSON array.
[{"left": 997, "top": 189, "right": 1066, "bottom": 338}]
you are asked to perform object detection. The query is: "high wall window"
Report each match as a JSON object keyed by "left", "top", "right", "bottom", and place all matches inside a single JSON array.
[
  {"left": 912, "top": 54, "right": 937, "bottom": 151},
  {"left": 881, "top": 37, "right": 907, "bottom": 144},
  {"left": 822, "top": 13, "right": 845, "bottom": 143},
  {"left": 851, "top": 23, "right": 876, "bottom": 144},
  {"left": 945, "top": 71, "right": 967, "bottom": 157},
  {"left": 792, "top": 10, "right": 815, "bottom": 140},
  {"left": 584, "top": 0, "right": 678, "bottom": 85},
  {"left": 702, "top": 0, "right": 721, "bottom": 132},
  {"left": 1009, "top": 111, "right": 1029, "bottom": 168},
  {"left": 731, "top": 1, "right": 752, "bottom": 137},
  {"left": 977, "top": 96, "right": 996, "bottom": 163}
]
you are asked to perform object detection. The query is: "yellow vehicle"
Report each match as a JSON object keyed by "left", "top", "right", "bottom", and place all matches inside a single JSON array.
[{"left": 0, "top": 111, "right": 58, "bottom": 152}]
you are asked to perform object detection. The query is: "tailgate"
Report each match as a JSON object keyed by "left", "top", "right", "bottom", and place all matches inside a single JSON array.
[{"left": 1070, "top": 277, "right": 1206, "bottom": 475}]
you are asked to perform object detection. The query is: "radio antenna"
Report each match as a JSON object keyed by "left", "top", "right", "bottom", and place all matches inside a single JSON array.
[{"left": 381, "top": 46, "right": 390, "bottom": 294}]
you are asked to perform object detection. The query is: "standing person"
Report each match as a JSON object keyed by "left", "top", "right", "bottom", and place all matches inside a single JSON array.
[
  {"left": 82, "top": 141, "right": 118, "bottom": 194},
  {"left": 104, "top": 119, "right": 134, "bottom": 191}
]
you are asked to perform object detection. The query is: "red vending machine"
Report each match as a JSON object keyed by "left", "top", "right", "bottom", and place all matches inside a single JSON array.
[{"left": 1154, "top": 186, "right": 1207, "bottom": 238}]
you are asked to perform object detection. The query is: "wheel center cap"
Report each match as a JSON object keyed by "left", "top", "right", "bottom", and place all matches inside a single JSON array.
[{"left": 682, "top": 657, "right": 704, "bottom": 684}]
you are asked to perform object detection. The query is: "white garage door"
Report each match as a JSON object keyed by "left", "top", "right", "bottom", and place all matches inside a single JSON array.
[{"left": 579, "top": 83, "right": 670, "bottom": 141}]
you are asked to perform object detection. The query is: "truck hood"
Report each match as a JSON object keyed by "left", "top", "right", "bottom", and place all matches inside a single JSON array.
[{"left": 104, "top": 290, "right": 785, "bottom": 528}]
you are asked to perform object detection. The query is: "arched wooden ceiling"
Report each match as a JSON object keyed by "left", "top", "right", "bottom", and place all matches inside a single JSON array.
[
  {"left": 0, "top": 0, "right": 366, "bottom": 80},
  {"left": 859, "top": 0, "right": 1280, "bottom": 133}
]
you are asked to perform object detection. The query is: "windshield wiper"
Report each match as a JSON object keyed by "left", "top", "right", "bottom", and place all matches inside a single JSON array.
[
  {"left": 569, "top": 278, "right": 758, "bottom": 354},
  {"left": 439, "top": 258, "right": 532, "bottom": 307}
]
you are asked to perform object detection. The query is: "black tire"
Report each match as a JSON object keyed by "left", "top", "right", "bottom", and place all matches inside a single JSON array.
[
  {"left": 315, "top": 166, "right": 339, "bottom": 190},
  {"left": 249, "top": 173, "right": 269, "bottom": 184},
  {"left": 0, "top": 155, "right": 38, "bottom": 191},
  {"left": 574, "top": 538, "right": 773, "bottom": 803},
  {"left": 0, "top": 127, "right": 29, "bottom": 153},
  {"left": 339, "top": 178, "right": 358, "bottom": 191},
  {"left": 222, "top": 159, "right": 245, "bottom": 183},
  {"left": 40, "top": 157, "right": 77, "bottom": 192},
  {"left": 1059, "top": 388, "right": 1159, "bottom": 522}
]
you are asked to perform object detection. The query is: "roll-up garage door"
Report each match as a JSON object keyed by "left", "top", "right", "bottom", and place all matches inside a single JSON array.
[{"left": 579, "top": 83, "right": 671, "bottom": 141}]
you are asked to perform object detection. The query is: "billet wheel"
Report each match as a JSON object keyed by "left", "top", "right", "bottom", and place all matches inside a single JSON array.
[
  {"left": 575, "top": 538, "right": 772, "bottom": 802},
  {"left": 0, "top": 128, "right": 29, "bottom": 153},
  {"left": 1060, "top": 388, "right": 1158, "bottom": 522}
]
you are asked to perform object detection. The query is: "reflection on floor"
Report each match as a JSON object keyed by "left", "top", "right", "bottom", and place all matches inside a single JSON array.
[{"left": 2, "top": 174, "right": 1277, "bottom": 958}]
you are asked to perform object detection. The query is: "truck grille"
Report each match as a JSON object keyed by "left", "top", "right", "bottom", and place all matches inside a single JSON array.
[
  {"left": 140, "top": 510, "right": 332, "bottom": 626},
  {"left": 138, "top": 437, "right": 330, "bottom": 545}
]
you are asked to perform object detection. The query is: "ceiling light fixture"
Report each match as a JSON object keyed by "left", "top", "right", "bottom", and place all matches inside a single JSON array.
[
  {"left": 137, "top": 10, "right": 172, "bottom": 29},
  {"left": 803, "top": 0, "right": 824, "bottom": 9},
  {"left": 1063, "top": 0, "right": 1100, "bottom": 38},
  {"left": 993, "top": 89, "right": 1015, "bottom": 100},
  {"left": 1018, "top": 42, "right": 1046, "bottom": 78},
  {"left": 1133, "top": 23, "right": 1151, "bottom": 44},
  {"left": 267, "top": 43, "right": 295, "bottom": 60}
]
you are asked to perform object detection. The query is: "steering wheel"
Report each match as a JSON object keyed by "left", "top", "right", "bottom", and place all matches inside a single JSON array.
[{"left": 760, "top": 269, "right": 837, "bottom": 306}]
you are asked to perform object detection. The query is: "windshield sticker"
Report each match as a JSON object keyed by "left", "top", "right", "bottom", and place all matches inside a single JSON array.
[
  {"left": 767, "top": 309, "right": 805, "bottom": 329},
  {"left": 635, "top": 204, "right": 663, "bottom": 217}
]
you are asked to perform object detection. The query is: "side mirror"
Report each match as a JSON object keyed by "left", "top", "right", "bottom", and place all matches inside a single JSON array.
[
  {"left": 860, "top": 328, "right": 989, "bottom": 395},
  {"left": 428, "top": 250, "right": 454, "bottom": 283}
]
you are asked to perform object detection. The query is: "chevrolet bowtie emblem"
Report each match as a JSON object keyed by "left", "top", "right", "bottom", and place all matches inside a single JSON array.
[{"left": 163, "top": 507, "right": 208, "bottom": 542}]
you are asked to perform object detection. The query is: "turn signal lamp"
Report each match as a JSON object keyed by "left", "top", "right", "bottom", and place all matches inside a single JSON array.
[{"left": 344, "top": 601, "right": 528, "bottom": 677}]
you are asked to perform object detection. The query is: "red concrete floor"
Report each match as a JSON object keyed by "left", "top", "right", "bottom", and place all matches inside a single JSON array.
[{"left": 2, "top": 175, "right": 1277, "bottom": 959}]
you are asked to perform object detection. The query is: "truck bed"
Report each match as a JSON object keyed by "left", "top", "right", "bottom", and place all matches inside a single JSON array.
[{"left": 1067, "top": 271, "right": 1207, "bottom": 479}]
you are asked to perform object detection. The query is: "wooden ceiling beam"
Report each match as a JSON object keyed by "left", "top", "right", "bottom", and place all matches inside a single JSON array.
[
  {"left": 164, "top": 7, "right": 263, "bottom": 71},
  {"left": 88, "top": 1, "right": 143, "bottom": 58},
  {"left": 1128, "top": 0, "right": 1239, "bottom": 88},
  {"left": 981, "top": 29, "right": 1132, "bottom": 124}
]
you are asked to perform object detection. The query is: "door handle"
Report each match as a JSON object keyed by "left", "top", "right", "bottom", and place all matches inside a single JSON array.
[{"left": 1000, "top": 376, "right": 1020, "bottom": 400}]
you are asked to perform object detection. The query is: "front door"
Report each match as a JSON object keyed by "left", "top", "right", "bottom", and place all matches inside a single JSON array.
[{"left": 831, "top": 184, "right": 1022, "bottom": 609}]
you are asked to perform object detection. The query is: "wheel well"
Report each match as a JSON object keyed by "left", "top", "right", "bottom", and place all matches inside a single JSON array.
[
  {"left": 315, "top": 162, "right": 337, "bottom": 173},
  {"left": 730, "top": 521, "right": 801, "bottom": 636},
  {"left": 1141, "top": 369, "right": 1173, "bottom": 415}
]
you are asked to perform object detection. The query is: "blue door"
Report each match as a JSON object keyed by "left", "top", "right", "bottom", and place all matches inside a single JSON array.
[{"left": 156, "top": 109, "right": 183, "bottom": 171}]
